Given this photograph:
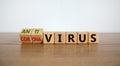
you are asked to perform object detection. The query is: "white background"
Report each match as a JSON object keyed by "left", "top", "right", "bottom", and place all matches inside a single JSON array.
[{"left": 0, "top": 0, "right": 120, "bottom": 32}]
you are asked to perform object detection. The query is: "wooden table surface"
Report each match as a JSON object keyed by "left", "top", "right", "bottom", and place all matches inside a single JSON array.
[{"left": 0, "top": 33, "right": 120, "bottom": 66}]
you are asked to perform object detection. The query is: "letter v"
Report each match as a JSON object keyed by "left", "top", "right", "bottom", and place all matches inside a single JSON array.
[{"left": 45, "top": 34, "right": 52, "bottom": 42}]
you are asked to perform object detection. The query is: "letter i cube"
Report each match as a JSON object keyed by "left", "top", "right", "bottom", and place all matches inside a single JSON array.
[
  {"left": 31, "top": 28, "right": 43, "bottom": 43},
  {"left": 19, "top": 29, "right": 33, "bottom": 43}
]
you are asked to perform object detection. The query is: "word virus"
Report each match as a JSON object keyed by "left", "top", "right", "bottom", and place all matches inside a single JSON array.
[{"left": 20, "top": 28, "right": 99, "bottom": 44}]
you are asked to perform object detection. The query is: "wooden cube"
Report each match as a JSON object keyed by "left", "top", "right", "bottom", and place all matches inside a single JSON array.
[
  {"left": 55, "top": 32, "right": 65, "bottom": 44},
  {"left": 19, "top": 29, "right": 33, "bottom": 43},
  {"left": 89, "top": 32, "right": 99, "bottom": 43},
  {"left": 43, "top": 32, "right": 54, "bottom": 44},
  {"left": 77, "top": 32, "right": 89, "bottom": 44},
  {"left": 65, "top": 32, "right": 77, "bottom": 44},
  {"left": 31, "top": 28, "right": 43, "bottom": 43}
]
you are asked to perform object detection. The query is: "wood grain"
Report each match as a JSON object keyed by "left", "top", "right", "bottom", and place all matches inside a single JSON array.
[{"left": 0, "top": 33, "right": 120, "bottom": 66}]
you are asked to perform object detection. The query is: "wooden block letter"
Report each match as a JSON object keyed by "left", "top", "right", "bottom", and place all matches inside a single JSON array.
[
  {"left": 77, "top": 32, "right": 89, "bottom": 44},
  {"left": 31, "top": 28, "right": 43, "bottom": 43},
  {"left": 19, "top": 29, "right": 33, "bottom": 43},
  {"left": 55, "top": 32, "right": 65, "bottom": 44},
  {"left": 66, "top": 32, "right": 77, "bottom": 44},
  {"left": 89, "top": 32, "right": 99, "bottom": 43},
  {"left": 43, "top": 32, "right": 54, "bottom": 44}
]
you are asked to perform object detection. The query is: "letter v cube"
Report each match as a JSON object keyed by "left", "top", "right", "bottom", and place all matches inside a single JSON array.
[
  {"left": 31, "top": 28, "right": 43, "bottom": 43},
  {"left": 43, "top": 32, "right": 54, "bottom": 44},
  {"left": 19, "top": 28, "right": 33, "bottom": 43}
]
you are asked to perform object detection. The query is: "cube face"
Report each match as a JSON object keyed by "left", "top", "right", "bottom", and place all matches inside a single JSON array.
[
  {"left": 31, "top": 35, "right": 43, "bottom": 43},
  {"left": 20, "top": 29, "right": 33, "bottom": 43},
  {"left": 43, "top": 32, "right": 54, "bottom": 44},
  {"left": 20, "top": 29, "right": 33, "bottom": 35},
  {"left": 65, "top": 32, "right": 77, "bottom": 44},
  {"left": 55, "top": 32, "right": 65, "bottom": 44},
  {"left": 77, "top": 32, "right": 89, "bottom": 44},
  {"left": 31, "top": 29, "right": 43, "bottom": 43},
  {"left": 20, "top": 35, "right": 32, "bottom": 43},
  {"left": 31, "top": 28, "right": 43, "bottom": 35},
  {"left": 89, "top": 32, "right": 99, "bottom": 43}
]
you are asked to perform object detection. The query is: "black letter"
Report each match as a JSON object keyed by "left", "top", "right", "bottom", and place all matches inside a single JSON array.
[
  {"left": 79, "top": 34, "right": 86, "bottom": 42},
  {"left": 91, "top": 34, "right": 96, "bottom": 42},
  {"left": 45, "top": 34, "right": 52, "bottom": 42},
  {"left": 58, "top": 34, "right": 62, "bottom": 42},
  {"left": 68, "top": 34, "right": 74, "bottom": 42}
]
